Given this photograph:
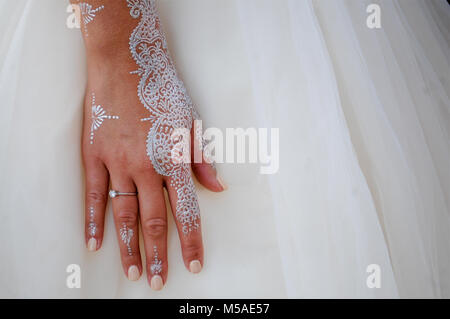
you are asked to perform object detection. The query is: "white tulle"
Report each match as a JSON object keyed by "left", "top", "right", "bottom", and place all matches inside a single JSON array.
[{"left": 0, "top": 0, "right": 449, "bottom": 298}]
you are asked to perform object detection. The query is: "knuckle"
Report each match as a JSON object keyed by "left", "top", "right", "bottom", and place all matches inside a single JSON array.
[
  {"left": 82, "top": 142, "right": 94, "bottom": 156},
  {"left": 82, "top": 145, "right": 103, "bottom": 164},
  {"left": 113, "top": 148, "right": 131, "bottom": 165},
  {"left": 104, "top": 149, "right": 130, "bottom": 169},
  {"left": 86, "top": 191, "right": 107, "bottom": 204},
  {"left": 133, "top": 162, "right": 152, "bottom": 175},
  {"left": 142, "top": 217, "right": 167, "bottom": 239},
  {"left": 117, "top": 210, "right": 138, "bottom": 225}
]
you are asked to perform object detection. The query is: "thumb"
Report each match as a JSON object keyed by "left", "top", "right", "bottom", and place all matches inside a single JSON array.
[
  {"left": 192, "top": 161, "right": 227, "bottom": 193},
  {"left": 190, "top": 120, "right": 227, "bottom": 192}
]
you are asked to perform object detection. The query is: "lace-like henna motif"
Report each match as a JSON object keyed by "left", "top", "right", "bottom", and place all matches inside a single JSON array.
[
  {"left": 79, "top": 2, "right": 104, "bottom": 36},
  {"left": 90, "top": 93, "right": 119, "bottom": 145},
  {"left": 150, "top": 246, "right": 162, "bottom": 275},
  {"left": 88, "top": 206, "right": 97, "bottom": 237},
  {"left": 119, "top": 224, "right": 134, "bottom": 256},
  {"left": 127, "top": 0, "right": 200, "bottom": 234}
]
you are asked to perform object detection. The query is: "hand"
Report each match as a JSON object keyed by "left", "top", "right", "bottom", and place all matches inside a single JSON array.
[{"left": 77, "top": 0, "right": 226, "bottom": 290}]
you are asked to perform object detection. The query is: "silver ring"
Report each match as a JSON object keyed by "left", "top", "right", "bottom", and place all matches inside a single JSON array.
[{"left": 109, "top": 190, "right": 138, "bottom": 198}]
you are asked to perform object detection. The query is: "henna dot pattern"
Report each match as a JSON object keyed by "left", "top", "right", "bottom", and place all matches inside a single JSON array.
[
  {"left": 79, "top": 2, "right": 105, "bottom": 36},
  {"left": 90, "top": 93, "right": 119, "bottom": 145},
  {"left": 88, "top": 206, "right": 97, "bottom": 237},
  {"left": 119, "top": 224, "right": 134, "bottom": 256},
  {"left": 150, "top": 245, "right": 162, "bottom": 275}
]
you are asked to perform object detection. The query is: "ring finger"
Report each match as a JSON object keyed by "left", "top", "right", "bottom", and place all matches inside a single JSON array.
[{"left": 110, "top": 172, "right": 142, "bottom": 281}]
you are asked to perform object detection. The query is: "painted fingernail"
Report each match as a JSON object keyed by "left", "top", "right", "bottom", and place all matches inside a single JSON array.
[
  {"left": 150, "top": 275, "right": 164, "bottom": 291},
  {"left": 87, "top": 238, "right": 97, "bottom": 252},
  {"left": 128, "top": 265, "right": 140, "bottom": 281},
  {"left": 189, "top": 260, "right": 202, "bottom": 274},
  {"left": 216, "top": 174, "right": 228, "bottom": 191}
]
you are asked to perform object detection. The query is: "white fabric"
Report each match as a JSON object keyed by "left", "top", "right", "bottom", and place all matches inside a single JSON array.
[{"left": 0, "top": 0, "right": 449, "bottom": 298}]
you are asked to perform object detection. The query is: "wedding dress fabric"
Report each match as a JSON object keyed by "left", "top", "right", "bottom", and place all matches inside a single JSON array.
[{"left": 0, "top": 0, "right": 449, "bottom": 298}]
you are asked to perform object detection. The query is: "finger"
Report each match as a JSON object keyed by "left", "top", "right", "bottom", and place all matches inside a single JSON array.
[
  {"left": 165, "top": 167, "right": 204, "bottom": 274},
  {"left": 191, "top": 120, "right": 227, "bottom": 192},
  {"left": 84, "top": 159, "right": 109, "bottom": 252},
  {"left": 110, "top": 173, "right": 142, "bottom": 281},
  {"left": 135, "top": 174, "right": 167, "bottom": 291}
]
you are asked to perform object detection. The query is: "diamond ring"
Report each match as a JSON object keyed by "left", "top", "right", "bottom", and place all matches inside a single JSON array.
[{"left": 109, "top": 190, "right": 138, "bottom": 198}]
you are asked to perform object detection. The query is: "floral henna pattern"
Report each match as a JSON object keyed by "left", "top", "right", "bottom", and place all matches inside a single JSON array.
[
  {"left": 90, "top": 92, "right": 119, "bottom": 145},
  {"left": 150, "top": 246, "right": 162, "bottom": 275},
  {"left": 119, "top": 224, "right": 134, "bottom": 256},
  {"left": 79, "top": 2, "right": 105, "bottom": 36},
  {"left": 88, "top": 206, "right": 97, "bottom": 237},
  {"left": 127, "top": 0, "right": 200, "bottom": 234}
]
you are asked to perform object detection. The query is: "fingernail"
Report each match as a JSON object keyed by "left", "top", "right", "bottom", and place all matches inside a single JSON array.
[
  {"left": 216, "top": 174, "right": 228, "bottom": 191},
  {"left": 87, "top": 238, "right": 97, "bottom": 252},
  {"left": 128, "top": 265, "right": 140, "bottom": 281},
  {"left": 189, "top": 260, "right": 202, "bottom": 274},
  {"left": 150, "top": 275, "right": 164, "bottom": 291}
]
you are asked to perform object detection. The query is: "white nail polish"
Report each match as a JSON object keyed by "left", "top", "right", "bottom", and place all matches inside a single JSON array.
[
  {"left": 216, "top": 174, "right": 228, "bottom": 191},
  {"left": 189, "top": 260, "right": 202, "bottom": 274},
  {"left": 150, "top": 275, "right": 164, "bottom": 291},
  {"left": 128, "top": 265, "right": 140, "bottom": 281},
  {"left": 87, "top": 238, "right": 97, "bottom": 252}
]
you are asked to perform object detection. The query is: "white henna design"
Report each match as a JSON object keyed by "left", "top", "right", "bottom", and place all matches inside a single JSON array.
[
  {"left": 90, "top": 93, "right": 119, "bottom": 145},
  {"left": 88, "top": 206, "right": 97, "bottom": 237},
  {"left": 150, "top": 245, "right": 162, "bottom": 275},
  {"left": 127, "top": 0, "right": 200, "bottom": 234},
  {"left": 119, "top": 224, "right": 134, "bottom": 256},
  {"left": 79, "top": 2, "right": 104, "bottom": 36}
]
